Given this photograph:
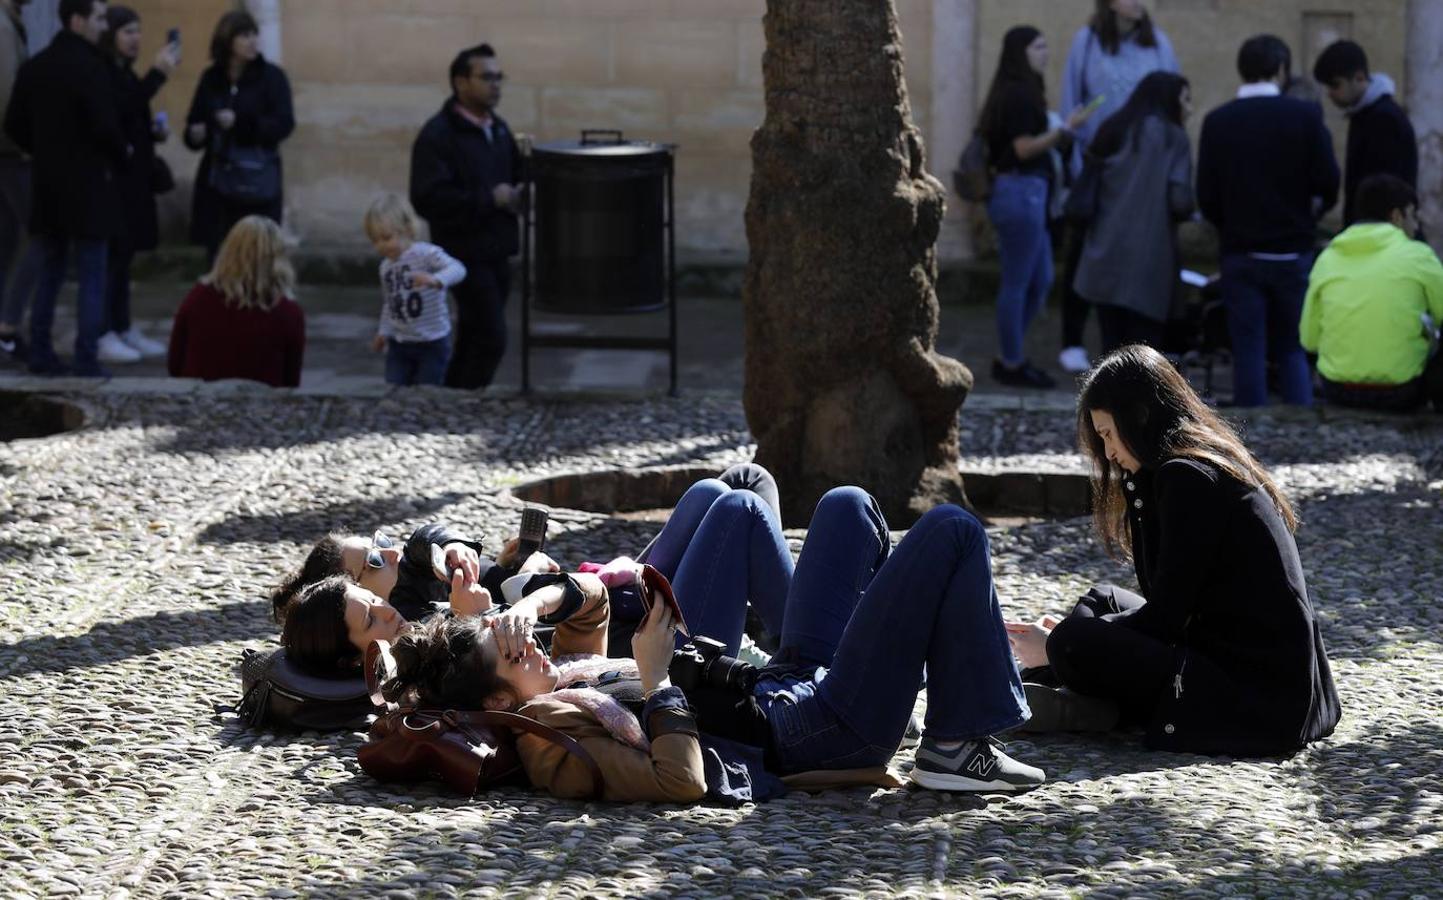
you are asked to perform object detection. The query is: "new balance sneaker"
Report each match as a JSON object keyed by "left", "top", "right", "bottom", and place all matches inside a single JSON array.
[
  {"left": 898, "top": 713, "right": 923, "bottom": 752},
  {"left": 97, "top": 332, "right": 142, "bottom": 363},
  {"left": 118, "top": 327, "right": 166, "bottom": 358},
  {"left": 1017, "top": 683, "right": 1120, "bottom": 734},
  {"left": 910, "top": 735, "right": 1044, "bottom": 792},
  {"left": 1058, "top": 345, "right": 1091, "bottom": 373}
]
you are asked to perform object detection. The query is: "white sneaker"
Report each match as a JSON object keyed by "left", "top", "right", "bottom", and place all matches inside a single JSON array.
[
  {"left": 1058, "top": 346, "right": 1091, "bottom": 373},
  {"left": 119, "top": 327, "right": 166, "bottom": 358},
  {"left": 97, "top": 331, "right": 142, "bottom": 363}
]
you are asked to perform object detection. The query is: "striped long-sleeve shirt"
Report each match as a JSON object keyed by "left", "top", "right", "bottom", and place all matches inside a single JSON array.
[{"left": 377, "top": 241, "right": 466, "bottom": 343}]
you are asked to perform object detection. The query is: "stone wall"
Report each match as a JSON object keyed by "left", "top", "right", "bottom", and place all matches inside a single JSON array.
[{"left": 110, "top": 0, "right": 1427, "bottom": 259}]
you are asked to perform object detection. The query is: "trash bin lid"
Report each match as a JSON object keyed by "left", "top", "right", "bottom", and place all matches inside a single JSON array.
[{"left": 533, "top": 134, "right": 673, "bottom": 161}]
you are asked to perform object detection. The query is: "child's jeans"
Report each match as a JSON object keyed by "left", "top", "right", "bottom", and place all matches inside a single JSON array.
[{"left": 386, "top": 336, "right": 450, "bottom": 386}]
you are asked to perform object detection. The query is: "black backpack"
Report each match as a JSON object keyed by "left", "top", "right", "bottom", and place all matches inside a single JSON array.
[{"left": 236, "top": 647, "right": 378, "bottom": 731}]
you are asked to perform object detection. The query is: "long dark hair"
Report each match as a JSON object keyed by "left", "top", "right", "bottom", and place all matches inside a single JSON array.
[
  {"left": 1090, "top": 0, "right": 1159, "bottom": 55},
  {"left": 270, "top": 534, "right": 347, "bottom": 623},
  {"left": 1077, "top": 345, "right": 1297, "bottom": 559},
  {"left": 978, "top": 26, "right": 1046, "bottom": 142},
  {"left": 282, "top": 576, "right": 359, "bottom": 675},
  {"left": 381, "top": 615, "right": 511, "bottom": 709},
  {"left": 98, "top": 5, "right": 139, "bottom": 64},
  {"left": 209, "top": 9, "right": 258, "bottom": 66},
  {"left": 1087, "top": 71, "right": 1189, "bottom": 160}
]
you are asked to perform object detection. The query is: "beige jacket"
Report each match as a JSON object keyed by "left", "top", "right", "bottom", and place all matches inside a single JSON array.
[{"left": 515, "top": 586, "right": 707, "bottom": 803}]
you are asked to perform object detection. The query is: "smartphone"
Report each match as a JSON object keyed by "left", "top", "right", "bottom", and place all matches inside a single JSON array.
[
  {"left": 167, "top": 27, "right": 181, "bottom": 47},
  {"left": 430, "top": 543, "right": 454, "bottom": 583},
  {"left": 516, "top": 507, "right": 548, "bottom": 561}
]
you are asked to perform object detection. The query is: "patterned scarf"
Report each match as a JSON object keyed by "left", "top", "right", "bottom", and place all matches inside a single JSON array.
[{"left": 531, "top": 655, "right": 649, "bottom": 751}]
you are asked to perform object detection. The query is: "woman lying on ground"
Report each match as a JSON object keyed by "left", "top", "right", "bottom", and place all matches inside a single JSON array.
[
  {"left": 1006, "top": 344, "right": 1340, "bottom": 756},
  {"left": 272, "top": 465, "right": 786, "bottom": 676},
  {"left": 379, "top": 485, "right": 1045, "bottom": 802}
]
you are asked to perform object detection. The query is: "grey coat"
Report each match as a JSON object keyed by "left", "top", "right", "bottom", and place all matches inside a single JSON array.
[{"left": 1073, "top": 117, "right": 1194, "bottom": 323}]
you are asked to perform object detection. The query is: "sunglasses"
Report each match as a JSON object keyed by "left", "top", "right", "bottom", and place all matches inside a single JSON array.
[{"left": 364, "top": 531, "right": 396, "bottom": 569}]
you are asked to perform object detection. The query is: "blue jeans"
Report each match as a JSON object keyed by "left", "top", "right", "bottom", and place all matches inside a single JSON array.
[
  {"left": 385, "top": 336, "right": 450, "bottom": 386},
  {"left": 644, "top": 474, "right": 794, "bottom": 654},
  {"left": 30, "top": 236, "right": 107, "bottom": 372},
  {"left": 1220, "top": 253, "right": 1314, "bottom": 406},
  {"left": 988, "top": 173, "right": 1053, "bottom": 367},
  {"left": 0, "top": 159, "right": 39, "bottom": 332}
]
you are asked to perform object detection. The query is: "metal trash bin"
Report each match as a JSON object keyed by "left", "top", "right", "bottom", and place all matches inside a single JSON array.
[{"left": 530, "top": 131, "right": 672, "bottom": 314}]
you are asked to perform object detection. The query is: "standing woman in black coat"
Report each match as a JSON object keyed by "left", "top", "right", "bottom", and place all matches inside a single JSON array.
[
  {"left": 96, "top": 5, "right": 177, "bottom": 363},
  {"left": 182, "top": 10, "right": 293, "bottom": 261},
  {"left": 1007, "top": 345, "right": 1340, "bottom": 757}
]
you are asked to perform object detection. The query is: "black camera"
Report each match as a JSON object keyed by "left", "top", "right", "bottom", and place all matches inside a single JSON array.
[{"left": 670, "top": 636, "right": 757, "bottom": 695}]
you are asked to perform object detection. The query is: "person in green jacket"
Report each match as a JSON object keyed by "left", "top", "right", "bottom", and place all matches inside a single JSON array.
[{"left": 1300, "top": 173, "right": 1443, "bottom": 412}]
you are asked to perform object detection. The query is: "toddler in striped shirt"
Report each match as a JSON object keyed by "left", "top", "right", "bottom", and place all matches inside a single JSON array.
[{"left": 365, "top": 194, "right": 468, "bottom": 386}]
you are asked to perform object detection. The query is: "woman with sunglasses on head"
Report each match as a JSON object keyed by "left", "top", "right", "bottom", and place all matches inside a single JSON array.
[{"left": 1005, "top": 345, "right": 1340, "bottom": 756}]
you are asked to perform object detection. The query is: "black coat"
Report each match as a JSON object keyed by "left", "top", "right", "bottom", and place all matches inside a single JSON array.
[
  {"left": 390, "top": 523, "right": 507, "bottom": 624},
  {"left": 409, "top": 100, "right": 520, "bottom": 263},
  {"left": 111, "top": 62, "right": 167, "bottom": 252},
  {"left": 183, "top": 55, "right": 294, "bottom": 247},
  {"left": 3, "top": 31, "right": 128, "bottom": 239},
  {"left": 1343, "top": 95, "right": 1418, "bottom": 226},
  {"left": 1120, "top": 458, "right": 1340, "bottom": 756}
]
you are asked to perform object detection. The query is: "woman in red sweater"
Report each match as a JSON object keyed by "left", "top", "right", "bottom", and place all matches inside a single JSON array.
[{"left": 167, "top": 215, "right": 305, "bottom": 387}]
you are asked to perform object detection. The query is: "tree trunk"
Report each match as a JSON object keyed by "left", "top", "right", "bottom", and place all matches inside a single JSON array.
[{"left": 742, "top": 0, "right": 972, "bottom": 527}]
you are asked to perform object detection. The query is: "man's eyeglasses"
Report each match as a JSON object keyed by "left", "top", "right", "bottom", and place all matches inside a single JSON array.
[{"left": 364, "top": 531, "right": 396, "bottom": 569}]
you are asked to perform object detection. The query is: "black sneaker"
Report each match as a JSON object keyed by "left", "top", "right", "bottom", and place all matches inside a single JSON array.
[
  {"left": 910, "top": 735, "right": 1044, "bottom": 792},
  {"left": 991, "top": 359, "right": 1056, "bottom": 389},
  {"left": 1017, "top": 683, "right": 1120, "bottom": 733},
  {"left": 1018, "top": 665, "right": 1060, "bottom": 688},
  {"left": 27, "top": 353, "right": 69, "bottom": 376}
]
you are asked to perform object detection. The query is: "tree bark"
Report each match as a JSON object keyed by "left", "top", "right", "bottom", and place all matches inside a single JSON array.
[{"left": 742, "top": 0, "right": 972, "bottom": 527}]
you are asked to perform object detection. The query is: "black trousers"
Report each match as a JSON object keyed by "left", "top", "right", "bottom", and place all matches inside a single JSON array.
[
  {"left": 1096, "top": 304, "right": 1167, "bottom": 356},
  {"left": 1320, "top": 352, "right": 1443, "bottom": 413},
  {"left": 1045, "top": 584, "right": 1178, "bottom": 724},
  {"left": 445, "top": 256, "right": 510, "bottom": 390},
  {"left": 1059, "top": 223, "right": 1090, "bottom": 348}
]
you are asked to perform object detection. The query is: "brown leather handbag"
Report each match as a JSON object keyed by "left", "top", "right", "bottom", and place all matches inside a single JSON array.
[
  {"left": 358, "top": 639, "right": 604, "bottom": 798},
  {"left": 359, "top": 707, "right": 603, "bottom": 797}
]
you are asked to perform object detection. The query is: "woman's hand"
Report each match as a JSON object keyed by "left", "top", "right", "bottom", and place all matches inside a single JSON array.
[
  {"left": 214, "top": 109, "right": 236, "bottom": 131},
  {"left": 441, "top": 542, "right": 480, "bottom": 584},
  {"left": 408, "top": 272, "right": 441, "bottom": 289},
  {"left": 448, "top": 570, "right": 493, "bottom": 619},
  {"left": 1065, "top": 103, "right": 1096, "bottom": 132},
  {"left": 153, "top": 43, "right": 180, "bottom": 75},
  {"left": 489, "top": 601, "right": 541, "bottom": 663},
  {"left": 186, "top": 123, "right": 206, "bottom": 144},
  {"left": 519, "top": 551, "right": 560, "bottom": 575},
  {"left": 631, "top": 602, "right": 676, "bottom": 693},
  {"left": 1004, "top": 614, "right": 1061, "bottom": 669}
]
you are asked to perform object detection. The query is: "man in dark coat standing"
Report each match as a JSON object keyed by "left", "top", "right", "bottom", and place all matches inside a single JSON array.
[
  {"left": 410, "top": 43, "right": 522, "bottom": 390},
  {"left": 1312, "top": 40, "right": 1419, "bottom": 228},
  {"left": 3, "top": 0, "right": 128, "bottom": 377}
]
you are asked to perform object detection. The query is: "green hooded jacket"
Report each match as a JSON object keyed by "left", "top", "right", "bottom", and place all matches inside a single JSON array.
[{"left": 1300, "top": 222, "right": 1443, "bottom": 385}]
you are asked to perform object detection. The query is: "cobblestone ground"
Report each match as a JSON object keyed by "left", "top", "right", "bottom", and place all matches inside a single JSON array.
[{"left": 1, "top": 387, "right": 1440, "bottom": 898}]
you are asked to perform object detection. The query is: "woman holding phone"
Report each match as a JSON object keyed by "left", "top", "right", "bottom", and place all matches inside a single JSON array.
[{"left": 95, "top": 5, "right": 179, "bottom": 364}]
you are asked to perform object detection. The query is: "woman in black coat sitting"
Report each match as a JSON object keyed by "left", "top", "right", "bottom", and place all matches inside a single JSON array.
[
  {"left": 1007, "top": 345, "right": 1340, "bottom": 756},
  {"left": 182, "top": 9, "right": 293, "bottom": 261}
]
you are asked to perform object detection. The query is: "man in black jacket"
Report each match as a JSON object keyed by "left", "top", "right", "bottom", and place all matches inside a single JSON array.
[
  {"left": 409, "top": 43, "right": 522, "bottom": 390},
  {"left": 1312, "top": 40, "right": 1418, "bottom": 228},
  {"left": 2, "top": 0, "right": 127, "bottom": 377},
  {"left": 1197, "top": 35, "right": 1339, "bottom": 408}
]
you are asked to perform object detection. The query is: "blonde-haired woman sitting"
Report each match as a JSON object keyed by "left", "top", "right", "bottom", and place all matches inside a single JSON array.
[{"left": 167, "top": 215, "right": 305, "bottom": 388}]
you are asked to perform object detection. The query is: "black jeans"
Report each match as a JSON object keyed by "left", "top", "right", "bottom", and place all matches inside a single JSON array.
[
  {"left": 1321, "top": 352, "right": 1443, "bottom": 413},
  {"left": 1045, "top": 584, "right": 1175, "bottom": 724},
  {"left": 104, "top": 241, "right": 136, "bottom": 335},
  {"left": 1096, "top": 304, "right": 1166, "bottom": 356},
  {"left": 445, "top": 256, "right": 510, "bottom": 390},
  {"left": 1059, "top": 222, "right": 1090, "bottom": 348}
]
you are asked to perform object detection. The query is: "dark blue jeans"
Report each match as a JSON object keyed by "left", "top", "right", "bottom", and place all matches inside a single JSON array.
[
  {"left": 30, "top": 236, "right": 107, "bottom": 372},
  {"left": 0, "top": 159, "right": 38, "bottom": 333},
  {"left": 1220, "top": 253, "right": 1313, "bottom": 406},
  {"left": 988, "top": 173, "right": 1053, "bottom": 367},
  {"left": 385, "top": 336, "right": 450, "bottom": 386},
  {"left": 669, "top": 484, "right": 1029, "bottom": 773}
]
